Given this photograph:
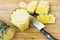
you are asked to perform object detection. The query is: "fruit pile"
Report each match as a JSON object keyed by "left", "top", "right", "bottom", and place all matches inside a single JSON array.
[
  {"left": 18, "top": 0, "right": 55, "bottom": 24},
  {"left": 10, "top": 0, "right": 55, "bottom": 31},
  {"left": 0, "top": 0, "right": 56, "bottom": 40}
]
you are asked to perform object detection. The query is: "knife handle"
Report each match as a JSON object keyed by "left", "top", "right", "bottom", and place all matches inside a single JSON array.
[{"left": 40, "top": 28, "right": 57, "bottom": 40}]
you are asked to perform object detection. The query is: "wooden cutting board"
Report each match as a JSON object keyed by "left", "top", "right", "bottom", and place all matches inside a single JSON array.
[{"left": 0, "top": 0, "right": 60, "bottom": 40}]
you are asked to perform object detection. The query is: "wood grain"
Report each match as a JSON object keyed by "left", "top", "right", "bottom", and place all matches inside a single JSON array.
[{"left": 0, "top": 0, "right": 60, "bottom": 40}]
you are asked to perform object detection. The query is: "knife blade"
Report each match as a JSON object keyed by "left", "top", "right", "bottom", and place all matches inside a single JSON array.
[{"left": 30, "top": 15, "right": 57, "bottom": 40}]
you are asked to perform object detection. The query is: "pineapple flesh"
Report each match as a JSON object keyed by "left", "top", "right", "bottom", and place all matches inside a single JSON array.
[
  {"left": 37, "top": 14, "right": 55, "bottom": 24},
  {"left": 36, "top": 0, "right": 49, "bottom": 14},
  {"left": 10, "top": 9, "right": 30, "bottom": 31},
  {"left": 27, "top": 1, "right": 38, "bottom": 14}
]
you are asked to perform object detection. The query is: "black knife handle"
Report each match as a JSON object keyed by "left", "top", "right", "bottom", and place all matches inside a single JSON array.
[{"left": 40, "top": 28, "right": 57, "bottom": 40}]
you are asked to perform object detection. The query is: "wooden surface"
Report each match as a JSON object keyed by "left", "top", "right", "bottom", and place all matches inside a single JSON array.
[{"left": 0, "top": 0, "right": 60, "bottom": 40}]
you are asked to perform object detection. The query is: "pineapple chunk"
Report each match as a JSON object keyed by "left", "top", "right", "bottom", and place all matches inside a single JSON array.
[
  {"left": 10, "top": 9, "right": 30, "bottom": 31},
  {"left": 0, "top": 21, "right": 16, "bottom": 40},
  {"left": 27, "top": 1, "right": 38, "bottom": 14},
  {"left": 36, "top": 0, "right": 49, "bottom": 14},
  {"left": 19, "top": 1, "right": 27, "bottom": 9},
  {"left": 2, "top": 27, "right": 16, "bottom": 40},
  {"left": 37, "top": 14, "right": 55, "bottom": 24}
]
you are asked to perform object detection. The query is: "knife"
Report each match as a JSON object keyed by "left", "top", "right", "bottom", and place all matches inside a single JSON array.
[{"left": 30, "top": 15, "right": 57, "bottom": 40}]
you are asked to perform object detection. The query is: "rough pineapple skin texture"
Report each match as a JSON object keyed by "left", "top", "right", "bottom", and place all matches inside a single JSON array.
[
  {"left": 36, "top": 0, "right": 49, "bottom": 14},
  {"left": 10, "top": 9, "right": 30, "bottom": 31},
  {"left": 0, "top": 21, "right": 15, "bottom": 40},
  {"left": 0, "top": 21, "right": 8, "bottom": 37},
  {"left": 27, "top": 1, "right": 38, "bottom": 14},
  {"left": 19, "top": 1, "right": 27, "bottom": 9},
  {"left": 2, "top": 27, "right": 16, "bottom": 40},
  {"left": 37, "top": 14, "right": 55, "bottom": 24}
]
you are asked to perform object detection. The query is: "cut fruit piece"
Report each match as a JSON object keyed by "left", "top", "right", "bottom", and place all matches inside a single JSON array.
[
  {"left": 37, "top": 14, "right": 55, "bottom": 24},
  {"left": 10, "top": 9, "right": 30, "bottom": 31},
  {"left": 0, "top": 20, "right": 16, "bottom": 40},
  {"left": 27, "top": 1, "right": 38, "bottom": 14},
  {"left": 19, "top": 1, "right": 27, "bottom": 9},
  {"left": 2, "top": 27, "right": 16, "bottom": 40},
  {"left": 36, "top": 0, "right": 49, "bottom": 14}
]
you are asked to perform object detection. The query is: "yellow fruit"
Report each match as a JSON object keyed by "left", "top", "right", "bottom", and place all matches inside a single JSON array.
[
  {"left": 27, "top": 1, "right": 38, "bottom": 14},
  {"left": 2, "top": 27, "right": 16, "bottom": 40},
  {"left": 19, "top": 1, "right": 27, "bottom": 9},
  {"left": 37, "top": 14, "right": 55, "bottom": 24},
  {"left": 36, "top": 0, "right": 49, "bottom": 14},
  {"left": 10, "top": 9, "right": 30, "bottom": 31}
]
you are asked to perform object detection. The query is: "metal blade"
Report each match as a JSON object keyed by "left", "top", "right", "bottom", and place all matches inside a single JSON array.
[{"left": 30, "top": 15, "right": 45, "bottom": 30}]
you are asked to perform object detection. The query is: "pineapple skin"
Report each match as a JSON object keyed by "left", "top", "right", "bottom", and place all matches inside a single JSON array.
[
  {"left": 10, "top": 9, "right": 30, "bottom": 31},
  {"left": 37, "top": 14, "right": 55, "bottom": 24},
  {"left": 27, "top": 1, "right": 38, "bottom": 14},
  {"left": 36, "top": 0, "right": 49, "bottom": 14}
]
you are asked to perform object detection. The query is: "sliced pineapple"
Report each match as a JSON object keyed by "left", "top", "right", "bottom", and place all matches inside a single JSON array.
[
  {"left": 19, "top": 1, "right": 27, "bottom": 9},
  {"left": 37, "top": 14, "right": 55, "bottom": 24},
  {"left": 10, "top": 9, "right": 30, "bottom": 31},
  {"left": 36, "top": 0, "right": 49, "bottom": 14},
  {"left": 27, "top": 1, "right": 38, "bottom": 14}
]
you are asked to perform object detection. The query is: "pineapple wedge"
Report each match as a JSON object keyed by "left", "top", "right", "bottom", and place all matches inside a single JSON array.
[
  {"left": 37, "top": 14, "right": 55, "bottom": 24},
  {"left": 27, "top": 1, "right": 38, "bottom": 14},
  {"left": 19, "top": 1, "right": 27, "bottom": 9},
  {"left": 36, "top": 0, "right": 49, "bottom": 14},
  {"left": 10, "top": 9, "right": 30, "bottom": 31}
]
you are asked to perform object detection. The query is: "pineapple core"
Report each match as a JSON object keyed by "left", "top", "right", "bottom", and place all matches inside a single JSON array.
[
  {"left": 37, "top": 14, "right": 55, "bottom": 24},
  {"left": 27, "top": 1, "right": 38, "bottom": 14},
  {"left": 19, "top": 1, "right": 27, "bottom": 9},
  {"left": 36, "top": 0, "right": 49, "bottom": 14},
  {"left": 10, "top": 9, "right": 30, "bottom": 31}
]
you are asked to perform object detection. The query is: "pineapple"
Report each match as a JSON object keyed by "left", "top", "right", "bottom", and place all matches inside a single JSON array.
[
  {"left": 2, "top": 27, "right": 16, "bottom": 40},
  {"left": 19, "top": 1, "right": 27, "bottom": 9},
  {"left": 10, "top": 9, "right": 30, "bottom": 31},
  {"left": 36, "top": 0, "right": 49, "bottom": 14},
  {"left": 0, "top": 20, "right": 16, "bottom": 40},
  {"left": 37, "top": 14, "right": 55, "bottom": 24},
  {"left": 27, "top": 1, "right": 38, "bottom": 14}
]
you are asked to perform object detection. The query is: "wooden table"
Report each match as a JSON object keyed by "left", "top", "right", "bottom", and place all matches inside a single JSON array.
[{"left": 0, "top": 0, "right": 60, "bottom": 40}]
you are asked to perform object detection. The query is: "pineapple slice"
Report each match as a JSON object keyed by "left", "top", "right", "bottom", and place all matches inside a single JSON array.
[
  {"left": 36, "top": 0, "right": 49, "bottom": 14},
  {"left": 19, "top": 1, "right": 27, "bottom": 9},
  {"left": 10, "top": 9, "right": 30, "bottom": 31},
  {"left": 27, "top": 1, "right": 38, "bottom": 14},
  {"left": 37, "top": 14, "right": 55, "bottom": 24}
]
